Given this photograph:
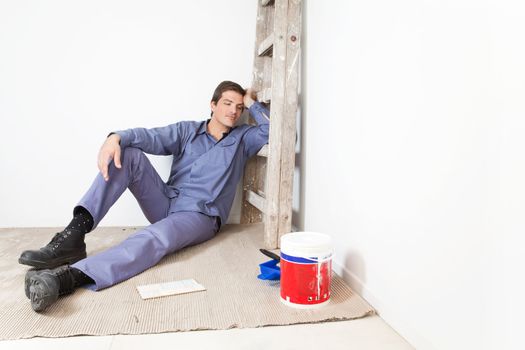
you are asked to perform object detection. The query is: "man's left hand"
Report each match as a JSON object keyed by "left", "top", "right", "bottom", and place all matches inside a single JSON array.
[{"left": 244, "top": 88, "right": 257, "bottom": 108}]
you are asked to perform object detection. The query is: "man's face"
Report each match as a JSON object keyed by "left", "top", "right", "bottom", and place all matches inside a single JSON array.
[{"left": 210, "top": 90, "right": 244, "bottom": 129}]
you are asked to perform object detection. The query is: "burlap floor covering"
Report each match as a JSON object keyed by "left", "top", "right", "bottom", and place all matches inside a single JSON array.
[{"left": 0, "top": 224, "right": 374, "bottom": 340}]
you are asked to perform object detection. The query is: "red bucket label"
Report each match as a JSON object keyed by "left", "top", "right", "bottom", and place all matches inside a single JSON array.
[{"left": 280, "top": 252, "right": 332, "bottom": 306}]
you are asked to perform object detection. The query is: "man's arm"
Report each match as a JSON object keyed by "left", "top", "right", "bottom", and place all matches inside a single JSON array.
[
  {"left": 243, "top": 89, "right": 270, "bottom": 158},
  {"left": 97, "top": 123, "right": 184, "bottom": 181},
  {"left": 114, "top": 124, "right": 184, "bottom": 156}
]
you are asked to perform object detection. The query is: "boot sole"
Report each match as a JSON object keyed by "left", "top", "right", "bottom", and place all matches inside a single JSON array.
[
  {"left": 24, "top": 269, "right": 39, "bottom": 299},
  {"left": 24, "top": 266, "right": 69, "bottom": 299},
  {"left": 18, "top": 251, "right": 87, "bottom": 269},
  {"left": 29, "top": 276, "right": 59, "bottom": 312}
]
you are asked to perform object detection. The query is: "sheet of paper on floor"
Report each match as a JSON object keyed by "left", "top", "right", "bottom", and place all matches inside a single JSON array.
[{"left": 136, "top": 279, "right": 206, "bottom": 300}]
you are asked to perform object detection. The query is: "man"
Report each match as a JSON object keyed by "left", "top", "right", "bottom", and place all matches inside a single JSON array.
[{"left": 19, "top": 81, "right": 269, "bottom": 312}]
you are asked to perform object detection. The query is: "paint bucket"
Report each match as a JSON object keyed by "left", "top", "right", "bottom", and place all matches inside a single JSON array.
[{"left": 280, "top": 232, "right": 333, "bottom": 308}]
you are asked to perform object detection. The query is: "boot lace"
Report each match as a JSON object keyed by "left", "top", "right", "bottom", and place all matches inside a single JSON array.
[{"left": 46, "top": 231, "right": 72, "bottom": 251}]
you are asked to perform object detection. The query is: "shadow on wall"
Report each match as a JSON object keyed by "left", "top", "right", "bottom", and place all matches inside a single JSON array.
[
  {"left": 341, "top": 250, "right": 367, "bottom": 295},
  {"left": 291, "top": 2, "right": 365, "bottom": 294},
  {"left": 292, "top": 0, "right": 307, "bottom": 231}
]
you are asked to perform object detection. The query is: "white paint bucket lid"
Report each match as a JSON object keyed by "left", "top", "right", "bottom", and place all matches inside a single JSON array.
[{"left": 280, "top": 232, "right": 333, "bottom": 258}]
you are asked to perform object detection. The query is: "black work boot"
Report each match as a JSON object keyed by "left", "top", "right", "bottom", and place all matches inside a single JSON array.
[
  {"left": 24, "top": 265, "right": 69, "bottom": 299},
  {"left": 18, "top": 230, "right": 87, "bottom": 269},
  {"left": 28, "top": 266, "right": 76, "bottom": 312}
]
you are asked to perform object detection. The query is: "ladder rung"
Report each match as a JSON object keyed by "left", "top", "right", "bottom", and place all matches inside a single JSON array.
[
  {"left": 257, "top": 144, "right": 269, "bottom": 157},
  {"left": 261, "top": 0, "right": 273, "bottom": 6},
  {"left": 257, "top": 88, "right": 271, "bottom": 103},
  {"left": 247, "top": 190, "right": 266, "bottom": 213},
  {"left": 258, "top": 33, "right": 274, "bottom": 56}
]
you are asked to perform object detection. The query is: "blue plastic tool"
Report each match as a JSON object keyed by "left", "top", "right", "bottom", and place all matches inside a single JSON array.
[{"left": 257, "top": 259, "right": 281, "bottom": 280}]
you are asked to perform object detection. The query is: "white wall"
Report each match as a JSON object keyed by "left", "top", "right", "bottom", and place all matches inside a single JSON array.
[
  {"left": 0, "top": 0, "right": 256, "bottom": 227},
  {"left": 302, "top": 0, "right": 524, "bottom": 349}
]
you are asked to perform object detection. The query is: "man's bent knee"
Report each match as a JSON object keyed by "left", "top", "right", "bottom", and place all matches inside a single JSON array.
[{"left": 121, "top": 147, "right": 144, "bottom": 164}]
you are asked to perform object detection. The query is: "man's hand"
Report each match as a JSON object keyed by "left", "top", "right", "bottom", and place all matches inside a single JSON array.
[
  {"left": 244, "top": 88, "right": 257, "bottom": 109},
  {"left": 98, "top": 134, "right": 122, "bottom": 181}
]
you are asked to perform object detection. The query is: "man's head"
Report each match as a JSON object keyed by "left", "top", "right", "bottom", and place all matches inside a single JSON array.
[{"left": 210, "top": 81, "right": 245, "bottom": 129}]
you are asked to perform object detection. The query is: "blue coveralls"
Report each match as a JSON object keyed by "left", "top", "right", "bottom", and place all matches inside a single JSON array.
[{"left": 71, "top": 102, "right": 270, "bottom": 290}]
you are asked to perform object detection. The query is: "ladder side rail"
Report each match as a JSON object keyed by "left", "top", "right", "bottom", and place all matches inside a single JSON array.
[
  {"left": 263, "top": 0, "right": 289, "bottom": 248},
  {"left": 276, "top": 0, "right": 301, "bottom": 242}
]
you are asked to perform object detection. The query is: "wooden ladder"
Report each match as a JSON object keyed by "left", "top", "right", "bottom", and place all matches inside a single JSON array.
[{"left": 241, "top": 0, "right": 302, "bottom": 248}]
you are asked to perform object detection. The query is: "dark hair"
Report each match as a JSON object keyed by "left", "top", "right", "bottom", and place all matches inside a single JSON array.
[{"left": 211, "top": 81, "right": 245, "bottom": 104}]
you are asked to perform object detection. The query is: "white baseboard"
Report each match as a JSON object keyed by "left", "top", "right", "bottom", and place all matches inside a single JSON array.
[{"left": 332, "top": 260, "right": 437, "bottom": 350}]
